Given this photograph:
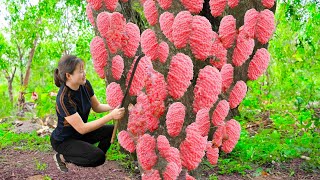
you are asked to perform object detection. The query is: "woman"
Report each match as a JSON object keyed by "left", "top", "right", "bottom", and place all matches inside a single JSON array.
[{"left": 51, "top": 55, "right": 125, "bottom": 172}]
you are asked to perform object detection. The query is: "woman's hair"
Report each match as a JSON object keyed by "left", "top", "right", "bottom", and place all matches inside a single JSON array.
[{"left": 54, "top": 55, "right": 84, "bottom": 87}]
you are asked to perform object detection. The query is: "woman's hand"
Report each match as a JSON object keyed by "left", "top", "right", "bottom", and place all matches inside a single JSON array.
[{"left": 110, "top": 106, "right": 125, "bottom": 120}]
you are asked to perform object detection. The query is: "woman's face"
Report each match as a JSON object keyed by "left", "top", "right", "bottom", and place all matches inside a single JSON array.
[{"left": 67, "top": 62, "right": 86, "bottom": 86}]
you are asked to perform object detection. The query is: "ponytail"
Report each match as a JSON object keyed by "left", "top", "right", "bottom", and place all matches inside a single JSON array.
[
  {"left": 54, "top": 55, "right": 84, "bottom": 88},
  {"left": 54, "top": 68, "right": 62, "bottom": 87}
]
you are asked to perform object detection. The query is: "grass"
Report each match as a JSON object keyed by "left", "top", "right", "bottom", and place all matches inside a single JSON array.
[
  {"left": 35, "top": 159, "right": 48, "bottom": 171},
  {"left": 0, "top": 121, "right": 51, "bottom": 152}
]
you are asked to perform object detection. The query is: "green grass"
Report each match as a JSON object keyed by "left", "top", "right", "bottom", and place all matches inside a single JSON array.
[
  {"left": 35, "top": 159, "right": 48, "bottom": 171},
  {"left": 0, "top": 122, "right": 51, "bottom": 152}
]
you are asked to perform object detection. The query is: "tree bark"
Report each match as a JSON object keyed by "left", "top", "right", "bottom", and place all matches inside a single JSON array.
[
  {"left": 4, "top": 67, "right": 16, "bottom": 103},
  {"left": 22, "top": 34, "right": 39, "bottom": 87},
  {"left": 18, "top": 29, "right": 40, "bottom": 111},
  {"left": 89, "top": 0, "right": 277, "bottom": 178}
]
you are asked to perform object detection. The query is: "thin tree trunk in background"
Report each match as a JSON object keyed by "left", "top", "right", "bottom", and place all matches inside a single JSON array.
[
  {"left": 4, "top": 67, "right": 16, "bottom": 103},
  {"left": 17, "top": 34, "right": 39, "bottom": 112},
  {"left": 23, "top": 35, "right": 39, "bottom": 87}
]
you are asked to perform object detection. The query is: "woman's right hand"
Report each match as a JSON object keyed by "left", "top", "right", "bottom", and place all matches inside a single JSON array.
[{"left": 110, "top": 106, "right": 125, "bottom": 120}]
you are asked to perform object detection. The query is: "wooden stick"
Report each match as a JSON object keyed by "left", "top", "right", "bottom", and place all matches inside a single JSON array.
[
  {"left": 110, "top": 54, "right": 145, "bottom": 144},
  {"left": 110, "top": 120, "right": 118, "bottom": 143}
]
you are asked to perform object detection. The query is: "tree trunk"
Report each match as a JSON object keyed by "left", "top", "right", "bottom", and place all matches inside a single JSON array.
[
  {"left": 17, "top": 34, "right": 39, "bottom": 111},
  {"left": 23, "top": 35, "right": 39, "bottom": 87},
  {"left": 88, "top": 0, "right": 276, "bottom": 178},
  {"left": 4, "top": 67, "right": 16, "bottom": 103}
]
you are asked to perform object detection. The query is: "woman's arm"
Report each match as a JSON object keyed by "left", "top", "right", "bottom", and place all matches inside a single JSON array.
[
  {"left": 91, "top": 95, "right": 113, "bottom": 113},
  {"left": 65, "top": 107, "right": 125, "bottom": 135}
]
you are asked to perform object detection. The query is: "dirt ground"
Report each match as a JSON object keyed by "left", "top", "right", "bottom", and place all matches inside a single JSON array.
[
  {"left": 0, "top": 148, "right": 139, "bottom": 180},
  {"left": 0, "top": 148, "right": 319, "bottom": 180}
]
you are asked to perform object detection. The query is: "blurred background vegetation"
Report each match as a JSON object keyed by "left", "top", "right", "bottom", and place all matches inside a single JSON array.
[{"left": 0, "top": 0, "right": 319, "bottom": 177}]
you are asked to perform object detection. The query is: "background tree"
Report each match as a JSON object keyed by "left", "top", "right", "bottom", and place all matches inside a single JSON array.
[{"left": 0, "top": 0, "right": 94, "bottom": 116}]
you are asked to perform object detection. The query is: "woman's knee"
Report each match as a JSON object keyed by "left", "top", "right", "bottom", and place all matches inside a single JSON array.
[{"left": 89, "top": 149, "right": 106, "bottom": 167}]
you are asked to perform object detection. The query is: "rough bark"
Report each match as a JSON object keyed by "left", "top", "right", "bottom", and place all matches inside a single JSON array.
[
  {"left": 88, "top": 0, "right": 276, "bottom": 178},
  {"left": 4, "top": 67, "right": 16, "bottom": 103}
]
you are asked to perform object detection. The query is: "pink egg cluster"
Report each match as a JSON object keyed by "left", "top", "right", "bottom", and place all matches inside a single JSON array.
[
  {"left": 166, "top": 102, "right": 186, "bottom": 137},
  {"left": 211, "top": 119, "right": 241, "bottom": 154},
  {"left": 180, "top": 0, "right": 204, "bottom": 14},
  {"left": 210, "top": 32, "right": 227, "bottom": 69},
  {"left": 221, "top": 119, "right": 241, "bottom": 153},
  {"left": 136, "top": 134, "right": 158, "bottom": 170},
  {"left": 212, "top": 125, "right": 226, "bottom": 147},
  {"left": 142, "top": 169, "right": 161, "bottom": 180},
  {"left": 126, "top": 56, "right": 152, "bottom": 96},
  {"left": 170, "top": 11, "right": 222, "bottom": 61},
  {"left": 111, "top": 55, "right": 124, "bottom": 80},
  {"left": 96, "top": 12, "right": 140, "bottom": 56},
  {"left": 167, "top": 53, "right": 194, "bottom": 99},
  {"left": 190, "top": 16, "right": 214, "bottom": 60},
  {"left": 86, "top": 4, "right": 95, "bottom": 26},
  {"left": 180, "top": 123, "right": 208, "bottom": 170},
  {"left": 220, "top": 64, "right": 234, "bottom": 92},
  {"left": 248, "top": 48, "right": 270, "bottom": 80},
  {"left": 232, "top": 30, "right": 255, "bottom": 66},
  {"left": 105, "top": 0, "right": 118, "bottom": 12},
  {"left": 212, "top": 100, "right": 230, "bottom": 126},
  {"left": 90, "top": 36, "right": 108, "bottom": 79},
  {"left": 118, "top": 130, "right": 136, "bottom": 153},
  {"left": 262, "top": 0, "right": 275, "bottom": 8},
  {"left": 219, "top": 15, "right": 237, "bottom": 49},
  {"left": 243, "top": 9, "right": 259, "bottom": 38},
  {"left": 193, "top": 66, "right": 222, "bottom": 113},
  {"left": 206, "top": 143, "right": 219, "bottom": 165},
  {"left": 163, "top": 162, "right": 181, "bottom": 180},
  {"left": 157, "top": 0, "right": 172, "bottom": 10},
  {"left": 87, "top": 0, "right": 130, "bottom": 11},
  {"left": 106, "top": 82, "right": 124, "bottom": 108},
  {"left": 145, "top": 69, "right": 167, "bottom": 119},
  {"left": 122, "top": 23, "right": 140, "bottom": 58},
  {"left": 195, "top": 108, "right": 211, "bottom": 137},
  {"left": 141, "top": 29, "right": 170, "bottom": 63},
  {"left": 228, "top": 0, "right": 239, "bottom": 8},
  {"left": 172, "top": 11, "right": 193, "bottom": 49},
  {"left": 209, "top": 0, "right": 239, "bottom": 17},
  {"left": 157, "top": 135, "right": 170, "bottom": 157},
  {"left": 87, "top": 0, "right": 102, "bottom": 10},
  {"left": 127, "top": 79, "right": 165, "bottom": 134},
  {"left": 144, "top": 0, "right": 159, "bottom": 26},
  {"left": 242, "top": 9, "right": 275, "bottom": 44},
  {"left": 229, "top": 80, "right": 247, "bottom": 109},
  {"left": 255, "top": 9, "right": 275, "bottom": 44},
  {"left": 127, "top": 93, "right": 151, "bottom": 135},
  {"left": 159, "top": 12, "right": 175, "bottom": 42}
]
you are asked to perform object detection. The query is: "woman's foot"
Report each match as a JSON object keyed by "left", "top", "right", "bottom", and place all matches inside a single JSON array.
[{"left": 53, "top": 153, "right": 68, "bottom": 172}]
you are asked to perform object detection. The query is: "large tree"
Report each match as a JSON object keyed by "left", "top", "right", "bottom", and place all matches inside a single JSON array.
[
  {"left": 86, "top": 0, "right": 276, "bottom": 178},
  {"left": 0, "top": 0, "right": 92, "bottom": 112}
]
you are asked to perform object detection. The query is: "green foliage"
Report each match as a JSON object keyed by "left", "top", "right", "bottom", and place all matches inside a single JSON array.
[
  {"left": 106, "top": 140, "right": 128, "bottom": 161},
  {"left": 35, "top": 159, "right": 48, "bottom": 171},
  {"left": 0, "top": 122, "right": 51, "bottom": 152},
  {"left": 107, "top": 139, "right": 137, "bottom": 174},
  {"left": 0, "top": 84, "right": 15, "bottom": 118},
  {"left": 44, "top": 176, "right": 52, "bottom": 180}
]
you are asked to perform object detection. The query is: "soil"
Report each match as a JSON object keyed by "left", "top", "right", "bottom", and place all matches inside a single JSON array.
[
  {"left": 0, "top": 148, "right": 319, "bottom": 180},
  {"left": 0, "top": 148, "right": 139, "bottom": 180}
]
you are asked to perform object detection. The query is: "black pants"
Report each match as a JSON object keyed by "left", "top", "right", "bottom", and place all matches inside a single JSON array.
[{"left": 50, "top": 125, "right": 114, "bottom": 167}]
